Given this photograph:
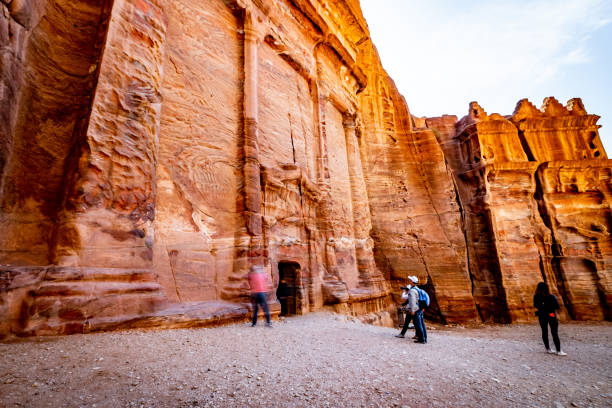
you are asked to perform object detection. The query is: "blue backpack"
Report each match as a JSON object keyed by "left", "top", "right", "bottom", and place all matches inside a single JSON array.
[{"left": 416, "top": 287, "right": 430, "bottom": 309}]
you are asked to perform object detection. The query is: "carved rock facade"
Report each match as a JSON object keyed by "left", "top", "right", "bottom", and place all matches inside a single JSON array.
[{"left": 0, "top": 0, "right": 609, "bottom": 336}]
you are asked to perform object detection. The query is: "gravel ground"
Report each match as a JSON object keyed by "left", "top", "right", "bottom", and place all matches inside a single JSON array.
[{"left": 1, "top": 312, "right": 611, "bottom": 408}]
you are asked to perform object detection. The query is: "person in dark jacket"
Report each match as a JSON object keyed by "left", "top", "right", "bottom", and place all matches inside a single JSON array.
[
  {"left": 395, "top": 276, "right": 423, "bottom": 342},
  {"left": 276, "top": 276, "right": 290, "bottom": 316},
  {"left": 395, "top": 285, "right": 414, "bottom": 338},
  {"left": 533, "top": 282, "right": 566, "bottom": 356}
]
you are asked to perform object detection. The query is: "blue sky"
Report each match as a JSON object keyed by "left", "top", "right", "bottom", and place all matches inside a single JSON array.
[{"left": 361, "top": 0, "right": 612, "bottom": 152}]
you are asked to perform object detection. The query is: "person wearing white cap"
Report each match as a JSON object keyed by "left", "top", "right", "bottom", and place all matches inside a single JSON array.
[
  {"left": 411, "top": 275, "right": 428, "bottom": 344},
  {"left": 395, "top": 276, "right": 421, "bottom": 340}
]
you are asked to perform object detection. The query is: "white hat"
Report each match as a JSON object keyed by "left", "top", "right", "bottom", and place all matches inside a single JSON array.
[{"left": 408, "top": 276, "right": 419, "bottom": 284}]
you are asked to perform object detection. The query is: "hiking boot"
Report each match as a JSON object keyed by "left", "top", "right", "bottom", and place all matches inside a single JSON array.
[
  {"left": 556, "top": 350, "right": 567, "bottom": 356},
  {"left": 265, "top": 322, "right": 273, "bottom": 328},
  {"left": 395, "top": 334, "right": 405, "bottom": 338},
  {"left": 546, "top": 348, "right": 556, "bottom": 354},
  {"left": 412, "top": 336, "right": 418, "bottom": 339}
]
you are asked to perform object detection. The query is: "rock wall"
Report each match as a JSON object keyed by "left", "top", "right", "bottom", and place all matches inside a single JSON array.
[
  {"left": 426, "top": 98, "right": 611, "bottom": 323},
  {"left": 0, "top": 0, "right": 609, "bottom": 336},
  {"left": 357, "top": 43, "right": 478, "bottom": 324}
]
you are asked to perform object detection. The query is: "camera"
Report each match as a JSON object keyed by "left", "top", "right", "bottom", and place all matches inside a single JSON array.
[{"left": 400, "top": 286, "right": 409, "bottom": 290}]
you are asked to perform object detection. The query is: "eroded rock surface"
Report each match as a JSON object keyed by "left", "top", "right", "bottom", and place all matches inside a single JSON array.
[
  {"left": 0, "top": 0, "right": 609, "bottom": 336},
  {"left": 427, "top": 98, "right": 611, "bottom": 323}
]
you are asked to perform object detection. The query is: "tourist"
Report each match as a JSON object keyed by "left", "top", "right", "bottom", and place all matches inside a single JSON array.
[
  {"left": 533, "top": 282, "right": 566, "bottom": 356},
  {"left": 395, "top": 276, "right": 423, "bottom": 342},
  {"left": 395, "top": 285, "right": 415, "bottom": 338},
  {"left": 412, "top": 277, "right": 428, "bottom": 344},
  {"left": 249, "top": 266, "right": 272, "bottom": 327}
]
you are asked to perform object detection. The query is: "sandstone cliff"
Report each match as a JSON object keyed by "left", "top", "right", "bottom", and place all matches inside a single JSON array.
[
  {"left": 0, "top": 0, "right": 609, "bottom": 337},
  {"left": 426, "top": 98, "right": 611, "bottom": 322}
]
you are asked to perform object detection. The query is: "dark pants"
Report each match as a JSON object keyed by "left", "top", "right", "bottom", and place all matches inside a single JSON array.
[
  {"left": 414, "top": 310, "right": 427, "bottom": 343},
  {"left": 279, "top": 297, "right": 288, "bottom": 316},
  {"left": 538, "top": 315, "right": 560, "bottom": 351},
  {"left": 252, "top": 292, "right": 270, "bottom": 325},
  {"left": 399, "top": 312, "right": 413, "bottom": 336}
]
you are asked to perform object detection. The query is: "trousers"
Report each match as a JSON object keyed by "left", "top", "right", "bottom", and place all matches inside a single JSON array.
[
  {"left": 399, "top": 312, "right": 413, "bottom": 336},
  {"left": 414, "top": 310, "right": 427, "bottom": 343},
  {"left": 538, "top": 315, "right": 560, "bottom": 351},
  {"left": 252, "top": 292, "right": 271, "bottom": 325}
]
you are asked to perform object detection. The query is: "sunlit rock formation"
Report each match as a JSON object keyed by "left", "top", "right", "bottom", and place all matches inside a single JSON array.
[
  {"left": 1, "top": 0, "right": 609, "bottom": 337},
  {"left": 426, "top": 98, "right": 611, "bottom": 323}
]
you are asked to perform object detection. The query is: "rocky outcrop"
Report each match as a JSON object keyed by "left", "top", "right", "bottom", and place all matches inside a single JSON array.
[
  {"left": 426, "top": 98, "right": 611, "bottom": 323},
  {"left": 513, "top": 98, "right": 611, "bottom": 321},
  {"left": 0, "top": 0, "right": 609, "bottom": 337}
]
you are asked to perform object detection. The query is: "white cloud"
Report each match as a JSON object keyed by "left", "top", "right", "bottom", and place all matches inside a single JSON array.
[
  {"left": 362, "top": 0, "right": 612, "bottom": 117},
  {"left": 560, "top": 48, "right": 591, "bottom": 66}
]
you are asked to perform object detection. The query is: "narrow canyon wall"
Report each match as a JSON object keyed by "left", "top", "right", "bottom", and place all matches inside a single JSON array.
[
  {"left": 0, "top": 0, "right": 609, "bottom": 336},
  {"left": 357, "top": 42, "right": 478, "bottom": 324}
]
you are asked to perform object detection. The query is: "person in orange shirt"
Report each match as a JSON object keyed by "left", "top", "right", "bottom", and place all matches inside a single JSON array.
[{"left": 248, "top": 266, "right": 272, "bottom": 327}]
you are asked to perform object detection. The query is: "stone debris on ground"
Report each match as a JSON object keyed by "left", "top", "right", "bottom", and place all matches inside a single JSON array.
[{"left": 0, "top": 312, "right": 611, "bottom": 407}]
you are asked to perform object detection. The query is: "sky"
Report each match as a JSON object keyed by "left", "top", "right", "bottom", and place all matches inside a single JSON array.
[{"left": 360, "top": 0, "right": 612, "bottom": 152}]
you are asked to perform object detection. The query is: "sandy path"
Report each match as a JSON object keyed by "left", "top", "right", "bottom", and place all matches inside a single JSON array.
[{"left": 1, "top": 312, "right": 611, "bottom": 407}]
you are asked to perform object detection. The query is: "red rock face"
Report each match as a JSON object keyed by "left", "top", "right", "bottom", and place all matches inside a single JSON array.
[
  {"left": 0, "top": 0, "right": 609, "bottom": 336},
  {"left": 427, "top": 99, "right": 611, "bottom": 323}
]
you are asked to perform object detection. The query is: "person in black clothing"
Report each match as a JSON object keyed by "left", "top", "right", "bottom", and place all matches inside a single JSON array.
[
  {"left": 533, "top": 282, "right": 567, "bottom": 356},
  {"left": 395, "top": 285, "right": 414, "bottom": 338},
  {"left": 277, "top": 277, "right": 290, "bottom": 316}
]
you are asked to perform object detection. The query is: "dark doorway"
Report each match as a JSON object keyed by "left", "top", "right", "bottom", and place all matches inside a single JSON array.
[{"left": 277, "top": 262, "right": 300, "bottom": 316}]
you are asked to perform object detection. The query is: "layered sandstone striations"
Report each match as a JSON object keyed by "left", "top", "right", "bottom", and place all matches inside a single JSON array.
[
  {"left": 514, "top": 98, "right": 611, "bottom": 321},
  {"left": 357, "top": 45, "right": 477, "bottom": 323},
  {"left": 1, "top": 0, "right": 396, "bottom": 336},
  {"left": 427, "top": 98, "right": 611, "bottom": 322},
  {"left": 0, "top": 0, "right": 609, "bottom": 337}
]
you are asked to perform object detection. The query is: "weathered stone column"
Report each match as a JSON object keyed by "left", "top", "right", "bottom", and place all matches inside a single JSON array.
[
  {"left": 316, "top": 93, "right": 331, "bottom": 184},
  {"left": 315, "top": 95, "right": 338, "bottom": 277},
  {"left": 242, "top": 13, "right": 264, "bottom": 265},
  {"left": 310, "top": 87, "right": 350, "bottom": 304},
  {"left": 343, "top": 114, "right": 371, "bottom": 238},
  {"left": 344, "top": 114, "right": 385, "bottom": 291},
  {"left": 219, "top": 9, "right": 267, "bottom": 302}
]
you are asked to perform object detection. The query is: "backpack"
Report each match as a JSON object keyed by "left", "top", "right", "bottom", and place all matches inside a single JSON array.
[{"left": 416, "top": 287, "right": 430, "bottom": 309}]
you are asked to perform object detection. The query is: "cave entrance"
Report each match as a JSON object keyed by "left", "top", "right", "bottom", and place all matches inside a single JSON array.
[{"left": 277, "top": 262, "right": 300, "bottom": 316}]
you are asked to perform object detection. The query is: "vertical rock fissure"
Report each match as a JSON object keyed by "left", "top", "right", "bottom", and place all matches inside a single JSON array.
[
  {"left": 294, "top": 79, "right": 309, "bottom": 172},
  {"left": 407, "top": 133, "right": 455, "bottom": 247},
  {"left": 532, "top": 163, "right": 574, "bottom": 319},
  {"left": 449, "top": 165, "right": 484, "bottom": 322},
  {"left": 288, "top": 113, "right": 297, "bottom": 163},
  {"left": 483, "top": 199, "right": 513, "bottom": 323},
  {"left": 402, "top": 131, "right": 457, "bottom": 322},
  {"left": 166, "top": 246, "right": 183, "bottom": 303},
  {"left": 517, "top": 130, "right": 536, "bottom": 162},
  {"left": 407, "top": 230, "right": 437, "bottom": 318},
  {"left": 47, "top": 0, "right": 118, "bottom": 264}
]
